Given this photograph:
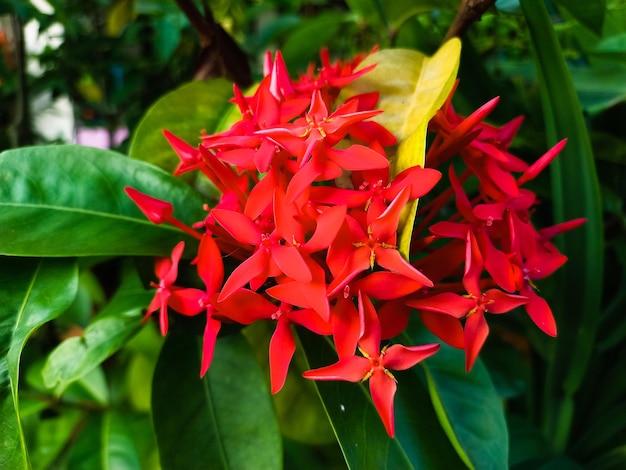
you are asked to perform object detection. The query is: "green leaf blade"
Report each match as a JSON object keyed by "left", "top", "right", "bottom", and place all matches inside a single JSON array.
[
  {"left": 0, "top": 257, "right": 78, "bottom": 469},
  {"left": 152, "top": 331, "right": 282, "bottom": 470},
  {"left": 129, "top": 79, "right": 235, "bottom": 172},
  {"left": 0, "top": 145, "right": 206, "bottom": 257},
  {"left": 406, "top": 322, "right": 508, "bottom": 470},
  {"left": 298, "top": 330, "right": 466, "bottom": 470}
]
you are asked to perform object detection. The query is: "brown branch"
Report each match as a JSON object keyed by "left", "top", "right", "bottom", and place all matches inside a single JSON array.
[
  {"left": 443, "top": 0, "right": 498, "bottom": 43},
  {"left": 174, "top": 0, "right": 252, "bottom": 87}
]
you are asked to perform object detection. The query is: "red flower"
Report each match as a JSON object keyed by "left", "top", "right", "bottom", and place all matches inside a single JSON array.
[
  {"left": 144, "top": 241, "right": 185, "bottom": 336},
  {"left": 304, "top": 292, "right": 439, "bottom": 437}
]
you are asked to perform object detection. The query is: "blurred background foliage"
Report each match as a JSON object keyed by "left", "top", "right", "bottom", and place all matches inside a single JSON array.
[{"left": 0, "top": 0, "right": 624, "bottom": 468}]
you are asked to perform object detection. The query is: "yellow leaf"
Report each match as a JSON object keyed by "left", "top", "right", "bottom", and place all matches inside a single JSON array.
[
  {"left": 342, "top": 39, "right": 461, "bottom": 258},
  {"left": 106, "top": 0, "right": 136, "bottom": 37}
]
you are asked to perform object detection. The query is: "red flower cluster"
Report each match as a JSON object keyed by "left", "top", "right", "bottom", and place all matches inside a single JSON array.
[{"left": 126, "top": 49, "right": 582, "bottom": 438}]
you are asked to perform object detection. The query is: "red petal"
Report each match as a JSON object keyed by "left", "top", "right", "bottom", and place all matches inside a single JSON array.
[
  {"left": 374, "top": 248, "right": 433, "bottom": 287},
  {"left": 200, "top": 316, "right": 222, "bottom": 376},
  {"left": 354, "top": 272, "right": 425, "bottom": 300},
  {"left": 378, "top": 301, "right": 411, "bottom": 339},
  {"left": 429, "top": 221, "right": 469, "bottom": 240},
  {"left": 523, "top": 287, "right": 557, "bottom": 336},
  {"left": 217, "top": 289, "right": 276, "bottom": 324},
  {"left": 219, "top": 250, "right": 268, "bottom": 301},
  {"left": 270, "top": 318, "right": 296, "bottom": 394},
  {"left": 369, "top": 369, "right": 397, "bottom": 438},
  {"left": 303, "top": 205, "right": 347, "bottom": 252},
  {"left": 370, "top": 187, "right": 410, "bottom": 241},
  {"left": 326, "top": 145, "right": 389, "bottom": 171},
  {"left": 303, "top": 356, "right": 371, "bottom": 382},
  {"left": 327, "top": 246, "right": 371, "bottom": 296},
  {"left": 211, "top": 209, "right": 261, "bottom": 246},
  {"left": 484, "top": 289, "right": 527, "bottom": 314},
  {"left": 383, "top": 343, "right": 440, "bottom": 371},
  {"left": 331, "top": 296, "right": 363, "bottom": 359},
  {"left": 168, "top": 288, "right": 205, "bottom": 316},
  {"left": 462, "top": 231, "right": 483, "bottom": 295},
  {"left": 197, "top": 235, "right": 224, "bottom": 295},
  {"left": 408, "top": 292, "right": 475, "bottom": 318},
  {"left": 271, "top": 245, "right": 312, "bottom": 283},
  {"left": 419, "top": 311, "right": 465, "bottom": 349},
  {"left": 358, "top": 292, "right": 381, "bottom": 358},
  {"left": 464, "top": 311, "right": 489, "bottom": 372},
  {"left": 125, "top": 187, "right": 173, "bottom": 224}
]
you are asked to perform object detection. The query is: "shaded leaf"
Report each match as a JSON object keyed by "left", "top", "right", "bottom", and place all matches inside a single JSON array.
[
  {"left": 553, "top": 0, "right": 606, "bottom": 35},
  {"left": 522, "top": 0, "right": 604, "bottom": 452},
  {"left": 0, "top": 145, "right": 206, "bottom": 257},
  {"left": 298, "top": 330, "right": 466, "bottom": 469},
  {"left": 281, "top": 12, "right": 351, "bottom": 73},
  {"left": 405, "top": 321, "right": 509, "bottom": 470},
  {"left": 0, "top": 258, "right": 78, "bottom": 469},
  {"left": 152, "top": 331, "right": 282, "bottom": 470}
]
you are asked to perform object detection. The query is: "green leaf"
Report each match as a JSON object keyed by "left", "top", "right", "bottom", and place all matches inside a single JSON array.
[
  {"left": 152, "top": 331, "right": 282, "bottom": 470},
  {"left": 552, "top": 0, "right": 606, "bottom": 35},
  {"left": 521, "top": 0, "right": 605, "bottom": 452},
  {"left": 406, "top": 323, "right": 509, "bottom": 470},
  {"left": 65, "top": 411, "right": 143, "bottom": 470},
  {"left": 281, "top": 12, "right": 351, "bottom": 73},
  {"left": 0, "top": 145, "right": 206, "bottom": 257},
  {"left": 243, "top": 322, "right": 335, "bottom": 445},
  {"left": 298, "top": 330, "right": 466, "bottom": 470},
  {"left": 42, "top": 262, "right": 152, "bottom": 394},
  {"left": 21, "top": 406, "right": 82, "bottom": 470},
  {"left": 0, "top": 257, "right": 78, "bottom": 469},
  {"left": 343, "top": 40, "right": 461, "bottom": 257},
  {"left": 129, "top": 79, "right": 235, "bottom": 173}
]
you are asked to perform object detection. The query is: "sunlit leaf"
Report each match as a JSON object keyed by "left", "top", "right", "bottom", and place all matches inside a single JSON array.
[
  {"left": 129, "top": 79, "right": 235, "bottom": 173},
  {"left": 343, "top": 39, "right": 461, "bottom": 257}
]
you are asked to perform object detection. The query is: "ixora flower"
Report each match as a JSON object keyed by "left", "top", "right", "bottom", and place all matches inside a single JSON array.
[
  {"left": 304, "top": 292, "right": 439, "bottom": 437},
  {"left": 127, "top": 46, "right": 580, "bottom": 438}
]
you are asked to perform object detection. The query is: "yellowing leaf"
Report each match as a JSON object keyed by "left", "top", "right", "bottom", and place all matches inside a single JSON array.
[
  {"left": 106, "top": 0, "right": 136, "bottom": 37},
  {"left": 343, "top": 39, "right": 461, "bottom": 258}
]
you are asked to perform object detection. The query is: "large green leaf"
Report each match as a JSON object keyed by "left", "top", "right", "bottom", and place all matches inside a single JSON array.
[
  {"left": 0, "top": 257, "right": 78, "bottom": 469},
  {"left": 129, "top": 79, "right": 235, "bottom": 173},
  {"left": 298, "top": 330, "right": 466, "bottom": 469},
  {"left": 343, "top": 40, "right": 461, "bottom": 258},
  {"left": 41, "top": 262, "right": 152, "bottom": 394},
  {"left": 0, "top": 145, "right": 206, "bottom": 257},
  {"left": 521, "top": 0, "right": 604, "bottom": 453},
  {"left": 405, "top": 322, "right": 509, "bottom": 470},
  {"left": 152, "top": 331, "right": 282, "bottom": 470}
]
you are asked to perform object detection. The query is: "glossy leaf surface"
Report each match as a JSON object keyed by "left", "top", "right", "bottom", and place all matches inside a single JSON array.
[
  {"left": 129, "top": 79, "right": 235, "bottom": 172},
  {"left": 406, "top": 322, "right": 509, "bottom": 470},
  {"left": 299, "top": 330, "right": 466, "bottom": 469},
  {"left": 0, "top": 145, "right": 206, "bottom": 257}
]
